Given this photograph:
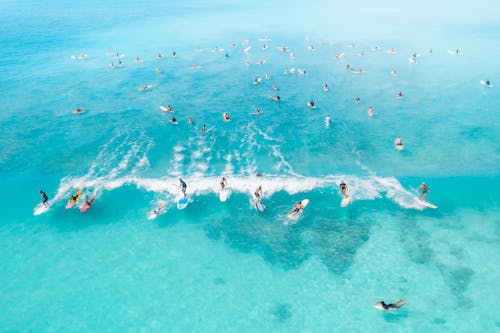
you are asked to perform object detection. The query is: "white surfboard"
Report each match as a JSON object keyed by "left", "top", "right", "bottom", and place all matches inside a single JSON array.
[
  {"left": 416, "top": 199, "right": 438, "bottom": 209},
  {"left": 480, "top": 80, "right": 493, "bottom": 87},
  {"left": 219, "top": 189, "right": 230, "bottom": 202},
  {"left": 148, "top": 202, "right": 167, "bottom": 220},
  {"left": 286, "top": 198, "right": 309, "bottom": 223},
  {"left": 160, "top": 105, "right": 172, "bottom": 112},
  {"left": 177, "top": 196, "right": 190, "bottom": 210},
  {"left": 340, "top": 196, "right": 351, "bottom": 207},
  {"left": 255, "top": 200, "right": 265, "bottom": 212},
  {"left": 33, "top": 203, "right": 50, "bottom": 216}
]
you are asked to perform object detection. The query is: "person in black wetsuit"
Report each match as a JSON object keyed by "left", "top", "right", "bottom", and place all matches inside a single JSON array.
[
  {"left": 376, "top": 300, "right": 407, "bottom": 311},
  {"left": 40, "top": 190, "right": 49, "bottom": 207},
  {"left": 339, "top": 181, "right": 348, "bottom": 198},
  {"left": 179, "top": 178, "right": 187, "bottom": 197}
]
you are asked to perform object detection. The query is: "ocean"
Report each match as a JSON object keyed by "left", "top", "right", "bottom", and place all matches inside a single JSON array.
[{"left": 1, "top": 0, "right": 499, "bottom": 331}]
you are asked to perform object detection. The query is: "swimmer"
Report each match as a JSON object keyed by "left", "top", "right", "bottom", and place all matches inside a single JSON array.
[
  {"left": 418, "top": 182, "right": 429, "bottom": 202},
  {"left": 368, "top": 106, "right": 374, "bottom": 116},
  {"left": 394, "top": 136, "right": 403, "bottom": 150},
  {"left": 391, "top": 70, "right": 398, "bottom": 77},
  {"left": 269, "top": 94, "right": 280, "bottom": 102},
  {"left": 397, "top": 92, "right": 403, "bottom": 99},
  {"left": 323, "top": 83, "right": 329, "bottom": 92},
  {"left": 188, "top": 117, "right": 193, "bottom": 124},
  {"left": 346, "top": 64, "right": 351, "bottom": 70},
  {"left": 223, "top": 112, "right": 230, "bottom": 121},
  {"left": 374, "top": 300, "right": 407, "bottom": 312},
  {"left": 172, "top": 51, "right": 176, "bottom": 57},
  {"left": 354, "top": 97, "right": 361, "bottom": 104}
]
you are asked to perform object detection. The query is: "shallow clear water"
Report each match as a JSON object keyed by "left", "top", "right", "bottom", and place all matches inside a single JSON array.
[{"left": 1, "top": 0, "right": 499, "bottom": 331}]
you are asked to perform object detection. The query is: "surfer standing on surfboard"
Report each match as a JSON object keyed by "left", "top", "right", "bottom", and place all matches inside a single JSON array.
[
  {"left": 220, "top": 177, "right": 227, "bottom": 191},
  {"left": 339, "top": 181, "right": 348, "bottom": 198},
  {"left": 254, "top": 186, "right": 262, "bottom": 203},
  {"left": 179, "top": 178, "right": 187, "bottom": 197},
  {"left": 40, "top": 190, "right": 49, "bottom": 207},
  {"left": 418, "top": 182, "right": 429, "bottom": 202}
]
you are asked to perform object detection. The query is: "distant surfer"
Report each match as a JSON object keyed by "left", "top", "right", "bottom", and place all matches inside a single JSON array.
[
  {"left": 355, "top": 97, "right": 361, "bottom": 104},
  {"left": 254, "top": 108, "right": 261, "bottom": 115},
  {"left": 368, "top": 107, "right": 374, "bottom": 116},
  {"left": 179, "top": 178, "right": 187, "bottom": 197},
  {"left": 418, "top": 182, "right": 429, "bottom": 202},
  {"left": 188, "top": 117, "right": 194, "bottom": 124},
  {"left": 220, "top": 177, "right": 227, "bottom": 191},
  {"left": 374, "top": 300, "right": 407, "bottom": 312},
  {"left": 339, "top": 181, "right": 348, "bottom": 198},
  {"left": 397, "top": 92, "right": 403, "bottom": 99},
  {"left": 171, "top": 116, "right": 177, "bottom": 124},
  {"left": 223, "top": 112, "right": 230, "bottom": 121},
  {"left": 289, "top": 201, "right": 305, "bottom": 216},
  {"left": 391, "top": 70, "right": 398, "bottom": 77},
  {"left": 254, "top": 186, "right": 263, "bottom": 202},
  {"left": 307, "top": 100, "right": 315, "bottom": 108},
  {"left": 394, "top": 136, "right": 403, "bottom": 150},
  {"left": 40, "top": 190, "right": 49, "bottom": 207},
  {"left": 202, "top": 124, "right": 207, "bottom": 133},
  {"left": 323, "top": 83, "right": 329, "bottom": 92}
]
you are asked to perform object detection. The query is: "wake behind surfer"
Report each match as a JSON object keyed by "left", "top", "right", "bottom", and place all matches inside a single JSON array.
[{"left": 40, "top": 190, "right": 49, "bottom": 207}]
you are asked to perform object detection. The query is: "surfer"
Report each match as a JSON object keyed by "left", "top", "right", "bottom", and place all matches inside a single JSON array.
[
  {"left": 202, "top": 124, "right": 207, "bottom": 133},
  {"left": 188, "top": 117, "right": 193, "bottom": 124},
  {"left": 179, "top": 178, "right": 187, "bottom": 197},
  {"left": 397, "top": 92, "right": 403, "bottom": 99},
  {"left": 323, "top": 83, "right": 329, "bottom": 92},
  {"left": 484, "top": 80, "right": 491, "bottom": 86},
  {"left": 418, "top": 182, "right": 429, "bottom": 202},
  {"left": 269, "top": 94, "right": 280, "bottom": 102},
  {"left": 171, "top": 116, "right": 177, "bottom": 124},
  {"left": 220, "top": 177, "right": 227, "bottom": 191},
  {"left": 374, "top": 300, "right": 407, "bottom": 312},
  {"left": 254, "top": 108, "right": 261, "bottom": 115},
  {"left": 289, "top": 201, "right": 304, "bottom": 216},
  {"left": 368, "top": 107, "right": 374, "bottom": 116},
  {"left": 355, "top": 97, "right": 361, "bottom": 104},
  {"left": 40, "top": 190, "right": 49, "bottom": 207},
  {"left": 85, "top": 195, "right": 95, "bottom": 207},
  {"left": 307, "top": 100, "right": 315, "bottom": 108},
  {"left": 391, "top": 70, "right": 398, "bottom": 77},
  {"left": 223, "top": 112, "right": 230, "bottom": 121},
  {"left": 254, "top": 186, "right": 263, "bottom": 202},
  {"left": 339, "top": 181, "right": 348, "bottom": 198}
]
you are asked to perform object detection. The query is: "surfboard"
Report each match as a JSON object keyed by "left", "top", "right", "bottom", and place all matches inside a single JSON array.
[
  {"left": 177, "top": 196, "right": 190, "bottom": 210},
  {"left": 416, "top": 199, "right": 438, "bottom": 209},
  {"left": 148, "top": 202, "right": 167, "bottom": 219},
  {"left": 286, "top": 198, "right": 310, "bottom": 221},
  {"left": 480, "top": 80, "right": 493, "bottom": 87},
  {"left": 255, "top": 200, "right": 265, "bottom": 212},
  {"left": 340, "top": 196, "right": 351, "bottom": 207},
  {"left": 72, "top": 108, "right": 85, "bottom": 114},
  {"left": 80, "top": 195, "right": 96, "bottom": 213},
  {"left": 160, "top": 105, "right": 172, "bottom": 112},
  {"left": 34, "top": 203, "right": 50, "bottom": 216},
  {"left": 408, "top": 57, "right": 417, "bottom": 64},
  {"left": 219, "top": 189, "right": 230, "bottom": 202}
]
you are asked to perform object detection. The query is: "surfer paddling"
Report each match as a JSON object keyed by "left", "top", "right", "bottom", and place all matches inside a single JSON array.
[
  {"left": 288, "top": 201, "right": 305, "bottom": 216},
  {"left": 374, "top": 300, "right": 407, "bottom": 312}
]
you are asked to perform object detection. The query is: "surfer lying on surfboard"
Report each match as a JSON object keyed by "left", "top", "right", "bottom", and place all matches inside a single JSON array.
[
  {"left": 373, "top": 300, "right": 407, "bottom": 312},
  {"left": 288, "top": 201, "right": 305, "bottom": 216}
]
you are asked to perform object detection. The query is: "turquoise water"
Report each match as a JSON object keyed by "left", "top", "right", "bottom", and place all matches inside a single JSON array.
[{"left": 1, "top": 0, "right": 499, "bottom": 331}]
